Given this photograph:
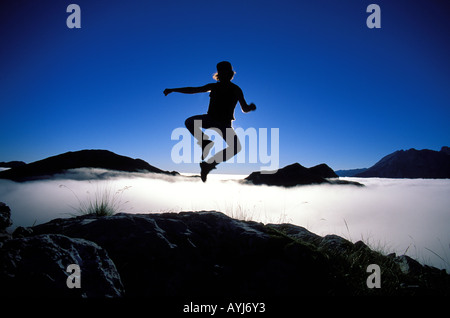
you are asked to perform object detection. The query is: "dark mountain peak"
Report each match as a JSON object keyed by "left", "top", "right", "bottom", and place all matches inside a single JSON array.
[
  {"left": 245, "top": 162, "right": 361, "bottom": 187},
  {"left": 0, "top": 149, "right": 177, "bottom": 182},
  {"left": 355, "top": 147, "right": 450, "bottom": 178},
  {"left": 309, "top": 163, "right": 338, "bottom": 179}
]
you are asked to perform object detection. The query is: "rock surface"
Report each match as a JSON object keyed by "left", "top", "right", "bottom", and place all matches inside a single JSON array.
[
  {"left": 1, "top": 210, "right": 445, "bottom": 300},
  {"left": 0, "top": 202, "right": 12, "bottom": 231},
  {"left": 0, "top": 233, "right": 124, "bottom": 298},
  {"left": 0, "top": 202, "right": 12, "bottom": 240},
  {"left": 1, "top": 201, "right": 448, "bottom": 300},
  {"left": 31, "top": 212, "right": 333, "bottom": 299}
]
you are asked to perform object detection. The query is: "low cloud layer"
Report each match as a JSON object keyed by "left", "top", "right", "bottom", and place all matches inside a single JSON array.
[{"left": 1, "top": 169, "right": 449, "bottom": 271}]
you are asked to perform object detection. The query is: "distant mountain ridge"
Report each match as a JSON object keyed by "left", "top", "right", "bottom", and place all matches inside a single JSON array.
[
  {"left": 334, "top": 168, "right": 368, "bottom": 177},
  {"left": 355, "top": 147, "right": 450, "bottom": 178},
  {"left": 0, "top": 149, "right": 177, "bottom": 182}
]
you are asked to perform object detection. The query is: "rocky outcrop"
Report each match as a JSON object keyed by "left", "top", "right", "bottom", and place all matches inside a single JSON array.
[
  {"left": 0, "top": 202, "right": 12, "bottom": 240},
  {"left": 0, "top": 202, "right": 12, "bottom": 231},
  {"left": 244, "top": 163, "right": 363, "bottom": 187},
  {"left": 0, "top": 234, "right": 124, "bottom": 298},
  {"left": 355, "top": 147, "right": 450, "bottom": 178},
  {"left": 0, "top": 149, "right": 178, "bottom": 182},
  {"left": 29, "top": 212, "right": 337, "bottom": 299},
  {"left": 0, "top": 209, "right": 445, "bottom": 300},
  {"left": 1, "top": 202, "right": 124, "bottom": 298}
]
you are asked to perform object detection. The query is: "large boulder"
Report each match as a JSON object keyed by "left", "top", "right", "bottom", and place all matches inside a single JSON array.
[
  {"left": 0, "top": 234, "right": 124, "bottom": 298},
  {"left": 6, "top": 211, "right": 449, "bottom": 301},
  {"left": 27, "top": 212, "right": 347, "bottom": 298}
]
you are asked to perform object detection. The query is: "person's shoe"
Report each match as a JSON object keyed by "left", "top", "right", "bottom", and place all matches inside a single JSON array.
[
  {"left": 200, "top": 140, "right": 214, "bottom": 160},
  {"left": 200, "top": 161, "right": 216, "bottom": 182}
]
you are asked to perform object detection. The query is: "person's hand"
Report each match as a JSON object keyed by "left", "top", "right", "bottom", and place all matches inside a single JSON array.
[
  {"left": 248, "top": 103, "right": 256, "bottom": 111},
  {"left": 163, "top": 88, "right": 172, "bottom": 96}
]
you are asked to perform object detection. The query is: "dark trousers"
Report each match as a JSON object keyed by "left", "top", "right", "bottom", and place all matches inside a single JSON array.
[{"left": 185, "top": 114, "right": 242, "bottom": 164}]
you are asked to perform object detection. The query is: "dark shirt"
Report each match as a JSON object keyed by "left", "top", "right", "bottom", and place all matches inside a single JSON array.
[{"left": 207, "top": 82, "right": 242, "bottom": 123}]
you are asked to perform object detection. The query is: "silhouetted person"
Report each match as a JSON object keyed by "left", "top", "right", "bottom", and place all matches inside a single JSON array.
[{"left": 164, "top": 61, "right": 256, "bottom": 181}]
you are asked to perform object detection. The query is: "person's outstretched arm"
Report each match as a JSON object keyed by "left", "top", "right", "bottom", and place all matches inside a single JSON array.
[{"left": 164, "top": 84, "right": 214, "bottom": 96}]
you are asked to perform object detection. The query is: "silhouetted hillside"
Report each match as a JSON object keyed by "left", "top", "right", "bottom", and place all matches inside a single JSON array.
[
  {"left": 0, "top": 150, "right": 177, "bottom": 182},
  {"left": 355, "top": 147, "right": 450, "bottom": 178},
  {"left": 245, "top": 163, "right": 363, "bottom": 187},
  {"left": 0, "top": 161, "right": 26, "bottom": 169}
]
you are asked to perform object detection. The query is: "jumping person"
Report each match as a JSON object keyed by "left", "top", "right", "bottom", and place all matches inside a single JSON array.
[{"left": 164, "top": 61, "right": 256, "bottom": 182}]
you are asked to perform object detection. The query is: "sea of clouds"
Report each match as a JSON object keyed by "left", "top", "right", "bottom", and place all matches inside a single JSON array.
[{"left": 0, "top": 169, "right": 449, "bottom": 272}]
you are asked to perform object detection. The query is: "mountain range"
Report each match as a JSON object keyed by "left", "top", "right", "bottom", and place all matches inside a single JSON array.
[
  {"left": 355, "top": 147, "right": 450, "bottom": 178},
  {"left": 1, "top": 146, "right": 449, "bottom": 182},
  {"left": 335, "top": 147, "right": 450, "bottom": 178}
]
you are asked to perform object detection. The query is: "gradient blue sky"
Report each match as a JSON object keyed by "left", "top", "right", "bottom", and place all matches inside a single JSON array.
[{"left": 1, "top": 0, "right": 449, "bottom": 174}]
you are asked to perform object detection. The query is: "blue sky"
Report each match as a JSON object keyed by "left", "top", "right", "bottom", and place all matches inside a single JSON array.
[{"left": 1, "top": 0, "right": 449, "bottom": 174}]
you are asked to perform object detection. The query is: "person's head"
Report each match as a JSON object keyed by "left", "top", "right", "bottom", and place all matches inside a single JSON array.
[{"left": 213, "top": 61, "right": 235, "bottom": 82}]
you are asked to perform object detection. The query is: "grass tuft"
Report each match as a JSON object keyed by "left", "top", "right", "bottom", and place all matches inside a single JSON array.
[{"left": 60, "top": 182, "right": 131, "bottom": 217}]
